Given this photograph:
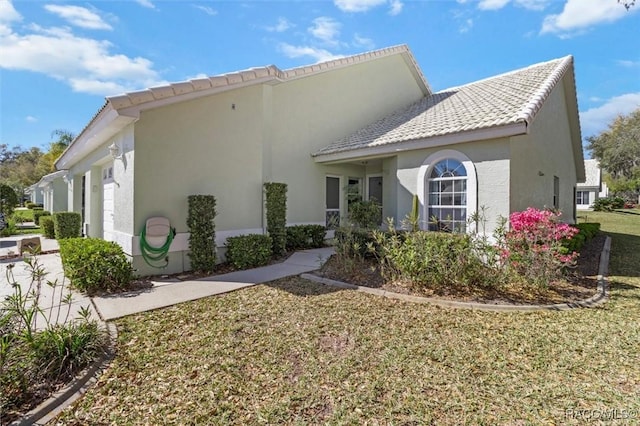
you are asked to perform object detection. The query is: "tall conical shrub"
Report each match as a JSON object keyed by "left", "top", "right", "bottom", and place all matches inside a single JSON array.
[
  {"left": 264, "top": 182, "right": 287, "bottom": 256},
  {"left": 187, "top": 195, "right": 217, "bottom": 272}
]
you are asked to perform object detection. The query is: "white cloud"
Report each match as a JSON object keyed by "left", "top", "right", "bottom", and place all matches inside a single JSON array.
[
  {"left": 278, "top": 43, "right": 343, "bottom": 63},
  {"left": 389, "top": 0, "right": 403, "bottom": 15},
  {"left": 0, "top": 13, "right": 165, "bottom": 96},
  {"left": 459, "top": 18, "right": 474, "bottom": 33},
  {"left": 308, "top": 17, "right": 341, "bottom": 45},
  {"left": 580, "top": 93, "right": 640, "bottom": 138},
  {"left": 0, "top": 0, "right": 21, "bottom": 24},
  {"left": 193, "top": 5, "right": 217, "bottom": 16},
  {"left": 135, "top": 0, "right": 155, "bottom": 9},
  {"left": 25, "top": 115, "right": 37, "bottom": 122},
  {"left": 334, "top": 0, "right": 387, "bottom": 13},
  {"left": 44, "top": 5, "right": 112, "bottom": 30},
  {"left": 266, "top": 17, "right": 292, "bottom": 33},
  {"left": 353, "top": 33, "right": 374, "bottom": 49},
  {"left": 478, "top": 0, "right": 550, "bottom": 11},
  {"left": 541, "top": 0, "right": 633, "bottom": 35},
  {"left": 617, "top": 59, "right": 640, "bottom": 68}
]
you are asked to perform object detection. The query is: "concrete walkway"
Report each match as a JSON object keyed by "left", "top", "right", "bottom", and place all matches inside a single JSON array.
[{"left": 92, "top": 247, "right": 335, "bottom": 320}]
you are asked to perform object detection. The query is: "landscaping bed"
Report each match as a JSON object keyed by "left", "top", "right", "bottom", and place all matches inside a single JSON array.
[{"left": 316, "top": 232, "right": 606, "bottom": 306}]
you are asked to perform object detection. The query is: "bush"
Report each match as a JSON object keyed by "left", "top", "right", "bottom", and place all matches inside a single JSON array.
[
  {"left": 335, "top": 227, "right": 378, "bottom": 258},
  {"left": 187, "top": 195, "right": 217, "bottom": 273},
  {"left": 59, "top": 238, "right": 133, "bottom": 294},
  {"left": 348, "top": 200, "right": 382, "bottom": 229},
  {"left": 33, "top": 209, "right": 51, "bottom": 226},
  {"left": 40, "top": 216, "right": 55, "bottom": 239},
  {"left": 225, "top": 234, "right": 272, "bottom": 269},
  {"left": 499, "top": 208, "right": 578, "bottom": 287},
  {"left": 0, "top": 184, "right": 18, "bottom": 216},
  {"left": 563, "top": 222, "right": 601, "bottom": 253},
  {"left": 53, "top": 212, "right": 81, "bottom": 239},
  {"left": 0, "top": 217, "right": 17, "bottom": 237},
  {"left": 592, "top": 196, "right": 625, "bottom": 211},
  {"left": 26, "top": 203, "right": 43, "bottom": 209},
  {"left": 286, "top": 225, "right": 326, "bottom": 250},
  {"left": 264, "top": 182, "right": 287, "bottom": 256},
  {"left": 374, "top": 230, "right": 491, "bottom": 289}
]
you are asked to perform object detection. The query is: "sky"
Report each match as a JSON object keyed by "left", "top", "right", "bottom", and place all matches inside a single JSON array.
[{"left": 1, "top": 0, "right": 639, "bottom": 156}]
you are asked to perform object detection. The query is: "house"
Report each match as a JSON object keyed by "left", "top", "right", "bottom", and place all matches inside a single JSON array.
[
  {"left": 34, "top": 170, "right": 68, "bottom": 213},
  {"left": 25, "top": 183, "right": 44, "bottom": 206},
  {"left": 576, "top": 159, "right": 608, "bottom": 210},
  {"left": 55, "top": 45, "right": 584, "bottom": 276}
]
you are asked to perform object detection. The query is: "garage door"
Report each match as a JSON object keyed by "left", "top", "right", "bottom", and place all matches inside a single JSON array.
[{"left": 103, "top": 164, "right": 115, "bottom": 242}]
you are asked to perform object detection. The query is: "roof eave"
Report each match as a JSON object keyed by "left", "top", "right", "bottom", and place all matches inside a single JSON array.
[{"left": 313, "top": 122, "right": 527, "bottom": 164}]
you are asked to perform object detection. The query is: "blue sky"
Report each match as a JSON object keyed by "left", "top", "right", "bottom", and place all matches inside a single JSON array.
[{"left": 1, "top": 0, "right": 639, "bottom": 155}]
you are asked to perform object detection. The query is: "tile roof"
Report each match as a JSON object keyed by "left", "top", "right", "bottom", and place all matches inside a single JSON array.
[
  {"left": 107, "top": 44, "right": 430, "bottom": 110},
  {"left": 313, "top": 55, "right": 574, "bottom": 157}
]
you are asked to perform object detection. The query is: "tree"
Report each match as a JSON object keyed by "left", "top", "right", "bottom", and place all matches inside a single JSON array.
[
  {"left": 35, "top": 129, "right": 75, "bottom": 177},
  {"left": 0, "top": 184, "right": 19, "bottom": 216},
  {"left": 587, "top": 108, "right": 640, "bottom": 201},
  {"left": 619, "top": 0, "right": 636, "bottom": 10}
]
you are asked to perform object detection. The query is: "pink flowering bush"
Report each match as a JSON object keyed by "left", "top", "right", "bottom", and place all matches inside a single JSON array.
[{"left": 499, "top": 208, "right": 579, "bottom": 287}]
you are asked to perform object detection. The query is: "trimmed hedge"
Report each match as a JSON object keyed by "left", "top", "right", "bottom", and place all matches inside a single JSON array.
[
  {"left": 592, "top": 197, "right": 625, "bottom": 211},
  {"left": 53, "top": 212, "right": 81, "bottom": 239},
  {"left": 40, "top": 216, "right": 55, "bottom": 239},
  {"left": 286, "top": 225, "right": 326, "bottom": 251},
  {"left": 59, "top": 238, "right": 133, "bottom": 294},
  {"left": 563, "top": 222, "right": 601, "bottom": 253},
  {"left": 187, "top": 195, "right": 217, "bottom": 273},
  {"left": 264, "top": 182, "right": 287, "bottom": 256},
  {"left": 226, "top": 234, "right": 272, "bottom": 269},
  {"left": 33, "top": 210, "right": 51, "bottom": 226}
]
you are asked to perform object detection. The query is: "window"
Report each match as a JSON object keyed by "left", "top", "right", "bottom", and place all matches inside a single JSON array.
[
  {"left": 326, "top": 176, "right": 340, "bottom": 229},
  {"left": 347, "top": 177, "right": 363, "bottom": 211},
  {"left": 427, "top": 158, "right": 467, "bottom": 232},
  {"left": 576, "top": 190, "right": 590, "bottom": 205},
  {"left": 553, "top": 176, "right": 560, "bottom": 209}
]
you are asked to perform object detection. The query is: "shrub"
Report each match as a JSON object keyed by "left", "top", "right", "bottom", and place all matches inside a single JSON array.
[
  {"left": 563, "top": 222, "right": 601, "bottom": 253},
  {"left": 348, "top": 200, "right": 381, "bottom": 229},
  {"left": 374, "top": 230, "right": 491, "bottom": 289},
  {"left": 59, "top": 238, "right": 133, "bottom": 294},
  {"left": 286, "top": 225, "right": 326, "bottom": 250},
  {"left": 33, "top": 209, "right": 51, "bottom": 226},
  {"left": 592, "top": 196, "right": 625, "bottom": 211},
  {"left": 264, "top": 182, "right": 287, "bottom": 256},
  {"left": 0, "top": 184, "right": 18, "bottom": 216},
  {"left": 53, "top": 212, "right": 81, "bottom": 239},
  {"left": 335, "top": 227, "right": 377, "bottom": 258},
  {"left": 40, "top": 216, "right": 56, "bottom": 239},
  {"left": 499, "top": 208, "right": 578, "bottom": 287},
  {"left": 225, "top": 234, "right": 272, "bottom": 269},
  {"left": 0, "top": 217, "right": 17, "bottom": 237},
  {"left": 187, "top": 195, "right": 217, "bottom": 273}
]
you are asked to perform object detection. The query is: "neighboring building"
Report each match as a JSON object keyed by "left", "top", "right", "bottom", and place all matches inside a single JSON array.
[
  {"left": 25, "top": 183, "right": 44, "bottom": 205},
  {"left": 35, "top": 170, "right": 69, "bottom": 213},
  {"left": 55, "top": 45, "right": 584, "bottom": 276},
  {"left": 576, "top": 159, "right": 609, "bottom": 210}
]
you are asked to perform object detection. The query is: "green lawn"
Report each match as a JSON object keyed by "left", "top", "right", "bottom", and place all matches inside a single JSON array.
[{"left": 56, "top": 212, "right": 640, "bottom": 425}]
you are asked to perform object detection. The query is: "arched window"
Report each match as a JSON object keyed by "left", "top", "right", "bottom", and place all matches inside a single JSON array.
[
  {"left": 417, "top": 150, "right": 477, "bottom": 233},
  {"left": 427, "top": 158, "right": 467, "bottom": 232}
]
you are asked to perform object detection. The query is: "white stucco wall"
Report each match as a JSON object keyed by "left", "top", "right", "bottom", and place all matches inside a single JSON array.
[
  {"left": 510, "top": 76, "right": 579, "bottom": 221},
  {"left": 394, "top": 138, "right": 511, "bottom": 235}
]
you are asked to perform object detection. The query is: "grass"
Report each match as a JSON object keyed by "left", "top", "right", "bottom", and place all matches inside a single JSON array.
[{"left": 54, "top": 211, "right": 640, "bottom": 425}]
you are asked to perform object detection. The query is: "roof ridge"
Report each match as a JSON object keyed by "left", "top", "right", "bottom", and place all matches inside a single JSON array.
[{"left": 107, "top": 45, "right": 428, "bottom": 110}]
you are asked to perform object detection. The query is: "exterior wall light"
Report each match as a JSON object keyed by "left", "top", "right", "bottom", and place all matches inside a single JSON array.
[{"left": 109, "top": 143, "right": 123, "bottom": 160}]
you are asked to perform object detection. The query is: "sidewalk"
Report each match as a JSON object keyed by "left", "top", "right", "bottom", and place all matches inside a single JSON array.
[
  {"left": 0, "top": 233, "right": 59, "bottom": 259},
  {"left": 92, "top": 247, "right": 335, "bottom": 320}
]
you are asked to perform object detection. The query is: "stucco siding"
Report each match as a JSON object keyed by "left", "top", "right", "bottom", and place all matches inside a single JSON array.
[
  {"left": 269, "top": 54, "right": 425, "bottom": 226},
  {"left": 134, "top": 85, "right": 264, "bottom": 235},
  {"left": 510, "top": 77, "right": 578, "bottom": 220},
  {"left": 395, "top": 138, "right": 510, "bottom": 234}
]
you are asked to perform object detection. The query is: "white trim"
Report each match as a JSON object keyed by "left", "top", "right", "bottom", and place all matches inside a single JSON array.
[
  {"left": 417, "top": 149, "right": 478, "bottom": 233},
  {"left": 313, "top": 122, "right": 526, "bottom": 164}
]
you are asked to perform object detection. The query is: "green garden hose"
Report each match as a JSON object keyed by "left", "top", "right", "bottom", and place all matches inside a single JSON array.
[{"left": 140, "top": 225, "right": 176, "bottom": 268}]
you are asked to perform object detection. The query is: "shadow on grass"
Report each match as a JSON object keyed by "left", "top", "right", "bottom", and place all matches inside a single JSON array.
[
  {"left": 266, "top": 276, "right": 347, "bottom": 297},
  {"left": 605, "top": 231, "right": 640, "bottom": 278}
]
